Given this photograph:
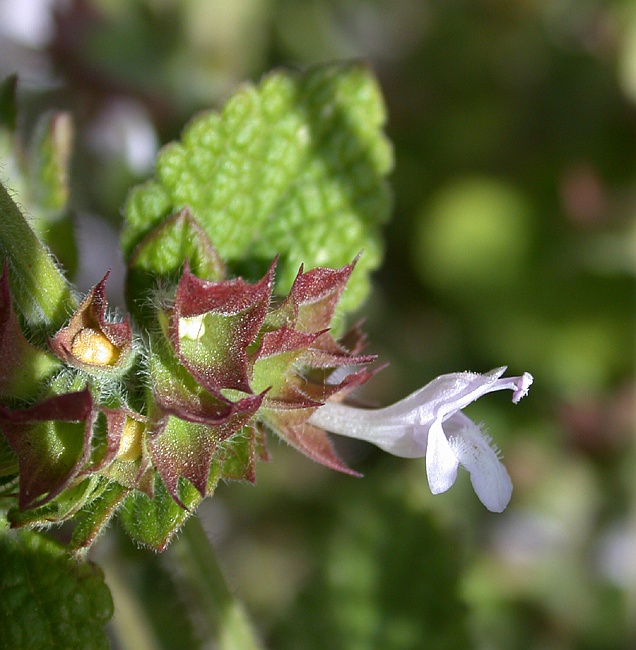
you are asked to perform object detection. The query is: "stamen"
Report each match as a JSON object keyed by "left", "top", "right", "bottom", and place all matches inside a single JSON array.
[
  {"left": 490, "top": 371, "right": 534, "bottom": 403},
  {"left": 512, "top": 372, "right": 534, "bottom": 403}
]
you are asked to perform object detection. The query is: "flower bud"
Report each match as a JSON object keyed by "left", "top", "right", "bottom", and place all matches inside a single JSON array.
[
  {"left": 70, "top": 327, "right": 121, "bottom": 366},
  {"left": 49, "top": 271, "right": 134, "bottom": 377},
  {"left": 117, "top": 416, "right": 144, "bottom": 462}
]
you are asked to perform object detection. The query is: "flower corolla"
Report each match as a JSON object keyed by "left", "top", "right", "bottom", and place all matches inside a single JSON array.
[{"left": 308, "top": 367, "right": 533, "bottom": 512}]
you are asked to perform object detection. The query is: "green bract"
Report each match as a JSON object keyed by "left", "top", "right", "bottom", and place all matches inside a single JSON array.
[{"left": 123, "top": 63, "right": 393, "bottom": 317}]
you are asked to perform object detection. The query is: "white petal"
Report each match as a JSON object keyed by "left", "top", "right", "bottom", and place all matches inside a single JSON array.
[
  {"left": 307, "top": 402, "right": 427, "bottom": 457},
  {"left": 446, "top": 414, "right": 512, "bottom": 512},
  {"left": 378, "top": 367, "right": 507, "bottom": 423},
  {"left": 425, "top": 419, "right": 459, "bottom": 494}
]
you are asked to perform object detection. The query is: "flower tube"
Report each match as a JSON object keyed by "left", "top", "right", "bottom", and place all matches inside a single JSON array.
[{"left": 309, "top": 367, "right": 533, "bottom": 512}]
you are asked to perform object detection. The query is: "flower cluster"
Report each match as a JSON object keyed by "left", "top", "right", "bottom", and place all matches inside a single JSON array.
[
  {"left": 145, "top": 258, "right": 376, "bottom": 506},
  {"left": 0, "top": 255, "right": 532, "bottom": 550},
  {"left": 0, "top": 258, "right": 377, "bottom": 546}
]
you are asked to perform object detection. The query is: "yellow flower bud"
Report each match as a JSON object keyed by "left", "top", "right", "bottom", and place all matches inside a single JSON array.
[
  {"left": 118, "top": 417, "right": 144, "bottom": 461},
  {"left": 70, "top": 328, "right": 120, "bottom": 366}
]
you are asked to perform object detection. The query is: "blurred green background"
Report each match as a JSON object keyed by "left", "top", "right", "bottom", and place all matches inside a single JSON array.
[{"left": 1, "top": 1, "right": 634, "bottom": 648}]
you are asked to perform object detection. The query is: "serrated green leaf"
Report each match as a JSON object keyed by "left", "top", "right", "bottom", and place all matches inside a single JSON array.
[
  {"left": 127, "top": 208, "right": 225, "bottom": 321},
  {"left": 123, "top": 62, "right": 392, "bottom": 313},
  {"left": 0, "top": 521, "right": 113, "bottom": 650}
]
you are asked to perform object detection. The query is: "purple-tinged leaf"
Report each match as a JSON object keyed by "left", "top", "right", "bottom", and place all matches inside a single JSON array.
[
  {"left": 287, "top": 260, "right": 357, "bottom": 332},
  {"left": 254, "top": 325, "right": 323, "bottom": 360},
  {"left": 149, "top": 398, "right": 259, "bottom": 505},
  {"left": 0, "top": 389, "right": 95, "bottom": 509},
  {"left": 298, "top": 365, "right": 382, "bottom": 405},
  {"left": 171, "top": 261, "right": 274, "bottom": 393},
  {"left": 149, "top": 338, "right": 236, "bottom": 421},
  {"left": 263, "top": 408, "right": 360, "bottom": 477},
  {"left": 70, "top": 481, "right": 130, "bottom": 554}
]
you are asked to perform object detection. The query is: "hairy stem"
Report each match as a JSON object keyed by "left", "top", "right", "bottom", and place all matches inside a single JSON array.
[
  {"left": 172, "top": 517, "right": 264, "bottom": 650},
  {"left": 0, "top": 181, "right": 75, "bottom": 329},
  {"left": 101, "top": 555, "right": 163, "bottom": 650}
]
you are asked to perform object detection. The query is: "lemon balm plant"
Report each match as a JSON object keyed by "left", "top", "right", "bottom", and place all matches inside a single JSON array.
[{"left": 0, "top": 65, "right": 531, "bottom": 648}]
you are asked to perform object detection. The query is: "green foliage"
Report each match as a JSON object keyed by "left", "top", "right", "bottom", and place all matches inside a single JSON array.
[
  {"left": 127, "top": 208, "right": 225, "bottom": 321},
  {"left": 0, "top": 262, "right": 62, "bottom": 400},
  {"left": 268, "top": 472, "right": 470, "bottom": 650},
  {"left": 7, "top": 477, "right": 105, "bottom": 530},
  {"left": 123, "top": 62, "right": 392, "bottom": 315},
  {"left": 0, "top": 521, "right": 113, "bottom": 650},
  {"left": 1, "top": 1, "right": 635, "bottom": 647},
  {"left": 0, "top": 81, "right": 78, "bottom": 277},
  {"left": 117, "top": 420, "right": 260, "bottom": 551},
  {"left": 70, "top": 481, "right": 130, "bottom": 552}
]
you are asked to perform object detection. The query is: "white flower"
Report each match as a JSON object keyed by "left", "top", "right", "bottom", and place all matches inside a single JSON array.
[{"left": 308, "top": 367, "right": 533, "bottom": 512}]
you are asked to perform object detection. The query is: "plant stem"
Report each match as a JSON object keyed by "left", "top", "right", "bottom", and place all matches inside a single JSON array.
[
  {"left": 172, "top": 516, "right": 265, "bottom": 650},
  {"left": 0, "top": 181, "right": 75, "bottom": 329},
  {"left": 101, "top": 555, "right": 163, "bottom": 650}
]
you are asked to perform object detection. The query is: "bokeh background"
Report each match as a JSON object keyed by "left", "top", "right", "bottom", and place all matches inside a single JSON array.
[{"left": 1, "top": 1, "right": 635, "bottom": 648}]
